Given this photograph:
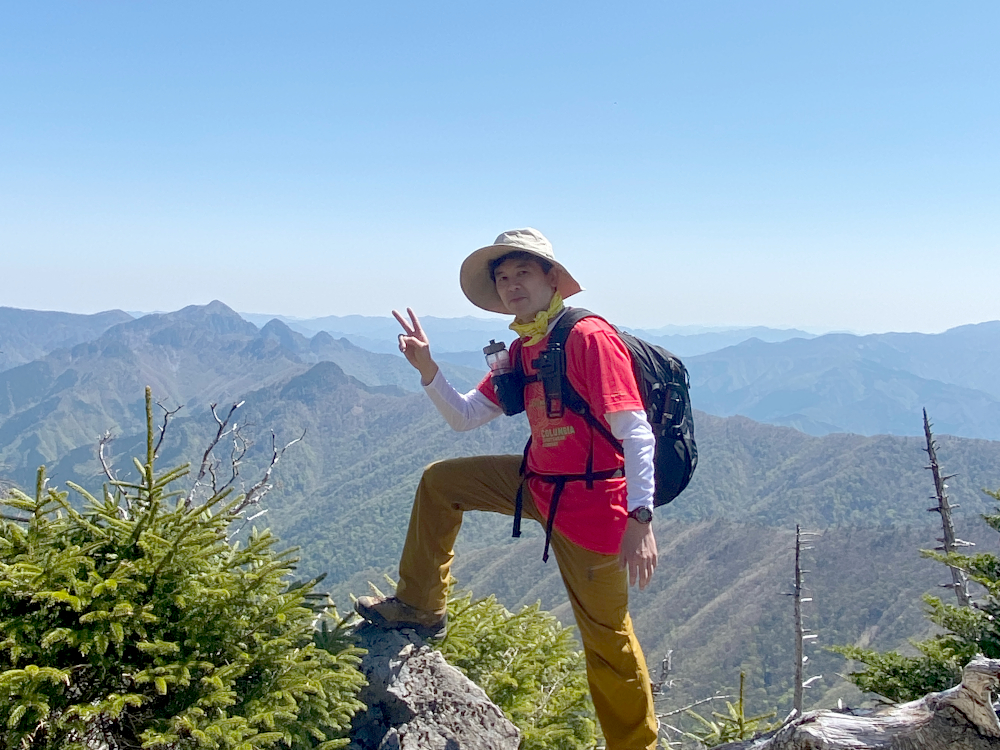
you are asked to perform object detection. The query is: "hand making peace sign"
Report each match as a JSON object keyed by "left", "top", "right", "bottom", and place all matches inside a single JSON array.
[{"left": 392, "top": 307, "right": 439, "bottom": 385}]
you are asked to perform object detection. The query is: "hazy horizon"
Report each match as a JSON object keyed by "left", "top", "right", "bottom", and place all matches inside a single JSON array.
[
  {"left": 3, "top": 301, "right": 989, "bottom": 338},
  {"left": 3, "top": 3, "right": 997, "bottom": 333}
]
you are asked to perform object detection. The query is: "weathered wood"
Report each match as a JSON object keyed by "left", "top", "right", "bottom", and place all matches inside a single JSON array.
[
  {"left": 793, "top": 524, "right": 804, "bottom": 715},
  {"left": 791, "top": 525, "right": 821, "bottom": 715},
  {"left": 923, "top": 407, "right": 972, "bottom": 606},
  {"left": 718, "top": 656, "right": 1000, "bottom": 749}
]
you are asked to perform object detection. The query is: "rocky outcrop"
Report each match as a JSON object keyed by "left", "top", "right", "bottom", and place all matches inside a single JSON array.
[
  {"left": 719, "top": 656, "right": 1000, "bottom": 750},
  {"left": 348, "top": 624, "right": 520, "bottom": 750}
]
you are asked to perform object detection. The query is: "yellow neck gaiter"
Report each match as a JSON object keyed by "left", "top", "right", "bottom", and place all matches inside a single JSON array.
[{"left": 509, "top": 292, "right": 565, "bottom": 347}]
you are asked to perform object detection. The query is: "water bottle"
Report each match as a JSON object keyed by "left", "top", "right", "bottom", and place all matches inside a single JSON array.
[
  {"left": 483, "top": 339, "right": 524, "bottom": 415},
  {"left": 484, "top": 339, "right": 512, "bottom": 376}
]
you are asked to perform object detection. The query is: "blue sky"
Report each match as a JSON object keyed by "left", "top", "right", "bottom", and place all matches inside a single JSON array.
[{"left": 2, "top": 2, "right": 997, "bottom": 332}]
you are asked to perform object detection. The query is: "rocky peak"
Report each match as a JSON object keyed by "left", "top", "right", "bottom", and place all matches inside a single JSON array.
[
  {"left": 157, "top": 301, "right": 259, "bottom": 337},
  {"left": 259, "top": 318, "right": 309, "bottom": 351}
]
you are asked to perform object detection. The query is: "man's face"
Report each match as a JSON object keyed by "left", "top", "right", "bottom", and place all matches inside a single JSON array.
[{"left": 493, "top": 257, "right": 559, "bottom": 321}]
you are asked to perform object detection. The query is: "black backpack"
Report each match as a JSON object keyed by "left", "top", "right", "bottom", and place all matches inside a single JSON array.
[{"left": 505, "top": 307, "right": 698, "bottom": 560}]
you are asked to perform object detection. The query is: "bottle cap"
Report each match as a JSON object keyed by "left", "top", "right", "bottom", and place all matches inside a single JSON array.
[{"left": 483, "top": 339, "right": 506, "bottom": 356}]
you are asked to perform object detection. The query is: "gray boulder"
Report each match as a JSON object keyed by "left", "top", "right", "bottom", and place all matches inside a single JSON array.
[{"left": 349, "top": 623, "right": 520, "bottom": 750}]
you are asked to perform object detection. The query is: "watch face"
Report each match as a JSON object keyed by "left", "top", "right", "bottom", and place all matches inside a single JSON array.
[{"left": 630, "top": 507, "right": 653, "bottom": 524}]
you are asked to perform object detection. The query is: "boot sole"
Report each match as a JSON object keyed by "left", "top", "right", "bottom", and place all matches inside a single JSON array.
[{"left": 356, "top": 603, "right": 447, "bottom": 640}]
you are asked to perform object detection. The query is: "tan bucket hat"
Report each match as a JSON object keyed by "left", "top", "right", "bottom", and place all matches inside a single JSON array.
[{"left": 459, "top": 228, "right": 584, "bottom": 314}]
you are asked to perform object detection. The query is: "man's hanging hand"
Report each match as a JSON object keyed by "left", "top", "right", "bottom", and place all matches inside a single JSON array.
[{"left": 619, "top": 517, "right": 657, "bottom": 590}]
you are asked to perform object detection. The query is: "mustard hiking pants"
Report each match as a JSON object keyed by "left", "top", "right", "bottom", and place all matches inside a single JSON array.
[{"left": 395, "top": 455, "right": 659, "bottom": 750}]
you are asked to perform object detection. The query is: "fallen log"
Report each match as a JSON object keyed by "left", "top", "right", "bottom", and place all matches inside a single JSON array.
[{"left": 718, "top": 655, "right": 1000, "bottom": 750}]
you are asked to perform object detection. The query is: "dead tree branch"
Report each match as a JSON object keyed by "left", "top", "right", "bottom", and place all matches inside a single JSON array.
[
  {"left": 234, "top": 429, "right": 305, "bottom": 515},
  {"left": 214, "top": 420, "right": 252, "bottom": 496},
  {"left": 153, "top": 400, "right": 184, "bottom": 458},
  {"left": 97, "top": 430, "right": 135, "bottom": 517},
  {"left": 785, "top": 525, "right": 822, "bottom": 715},
  {"left": 657, "top": 694, "right": 734, "bottom": 719},
  {"left": 186, "top": 400, "right": 244, "bottom": 508},
  {"left": 98, "top": 431, "right": 117, "bottom": 484}
]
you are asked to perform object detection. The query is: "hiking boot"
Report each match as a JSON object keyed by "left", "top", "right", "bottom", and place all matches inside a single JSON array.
[{"left": 354, "top": 595, "right": 448, "bottom": 639}]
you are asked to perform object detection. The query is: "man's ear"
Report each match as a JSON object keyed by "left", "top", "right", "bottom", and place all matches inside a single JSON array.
[{"left": 547, "top": 266, "right": 561, "bottom": 291}]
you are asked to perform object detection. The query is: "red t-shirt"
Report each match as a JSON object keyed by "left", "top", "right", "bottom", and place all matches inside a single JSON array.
[{"left": 477, "top": 316, "right": 643, "bottom": 554}]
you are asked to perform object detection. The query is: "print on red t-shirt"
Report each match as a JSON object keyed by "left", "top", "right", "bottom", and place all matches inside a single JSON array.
[{"left": 478, "top": 316, "right": 643, "bottom": 554}]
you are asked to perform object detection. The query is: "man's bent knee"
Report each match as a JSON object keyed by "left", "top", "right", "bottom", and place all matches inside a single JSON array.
[{"left": 419, "top": 459, "right": 456, "bottom": 493}]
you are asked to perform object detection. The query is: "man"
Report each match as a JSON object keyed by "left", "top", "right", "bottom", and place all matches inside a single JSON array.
[{"left": 355, "top": 228, "right": 659, "bottom": 749}]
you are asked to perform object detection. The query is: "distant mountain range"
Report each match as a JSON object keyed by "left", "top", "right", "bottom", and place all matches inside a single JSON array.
[
  {"left": 0, "top": 302, "right": 484, "bottom": 488},
  {"left": 242, "top": 310, "right": 1000, "bottom": 440},
  {"left": 0, "top": 306, "right": 133, "bottom": 370},
  {"left": 687, "top": 322, "right": 1000, "bottom": 439},
  {"left": 2, "top": 300, "right": 1000, "bottom": 712},
  {"left": 236, "top": 311, "right": 816, "bottom": 359},
  {"left": 4, "top": 305, "right": 1000, "bottom": 441}
]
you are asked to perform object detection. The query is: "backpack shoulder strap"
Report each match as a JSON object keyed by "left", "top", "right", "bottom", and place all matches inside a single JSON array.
[
  {"left": 547, "top": 307, "right": 597, "bottom": 348},
  {"left": 546, "top": 308, "right": 623, "bottom": 452}
]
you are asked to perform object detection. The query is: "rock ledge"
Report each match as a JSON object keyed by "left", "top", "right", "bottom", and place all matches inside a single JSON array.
[{"left": 348, "top": 623, "right": 520, "bottom": 750}]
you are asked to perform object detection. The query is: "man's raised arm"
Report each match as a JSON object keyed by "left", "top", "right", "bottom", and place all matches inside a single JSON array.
[{"left": 393, "top": 307, "right": 502, "bottom": 431}]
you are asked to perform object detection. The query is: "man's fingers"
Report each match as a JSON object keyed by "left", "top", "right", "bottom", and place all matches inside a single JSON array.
[
  {"left": 407, "top": 307, "right": 425, "bottom": 339},
  {"left": 622, "top": 551, "right": 656, "bottom": 590},
  {"left": 392, "top": 309, "right": 415, "bottom": 336}
]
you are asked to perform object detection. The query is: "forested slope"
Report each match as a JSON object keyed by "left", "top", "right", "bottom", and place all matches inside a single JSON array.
[
  {"left": 452, "top": 519, "right": 995, "bottom": 716},
  {"left": 0, "top": 306, "right": 133, "bottom": 371},
  {"left": 4, "top": 302, "right": 1000, "bottom": 716},
  {"left": 0, "top": 301, "right": 480, "bottom": 489},
  {"left": 688, "top": 322, "right": 1000, "bottom": 439}
]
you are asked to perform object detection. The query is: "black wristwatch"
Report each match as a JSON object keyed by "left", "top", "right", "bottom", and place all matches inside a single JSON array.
[{"left": 628, "top": 507, "right": 653, "bottom": 524}]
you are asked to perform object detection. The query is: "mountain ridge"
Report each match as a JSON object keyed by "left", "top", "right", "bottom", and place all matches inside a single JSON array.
[
  {"left": 688, "top": 321, "right": 1000, "bottom": 439},
  {"left": 3, "top": 302, "right": 1000, "bottom": 714},
  {"left": 0, "top": 306, "right": 134, "bottom": 371}
]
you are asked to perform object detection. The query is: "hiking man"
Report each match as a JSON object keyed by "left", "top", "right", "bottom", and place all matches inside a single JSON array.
[{"left": 356, "top": 228, "right": 660, "bottom": 749}]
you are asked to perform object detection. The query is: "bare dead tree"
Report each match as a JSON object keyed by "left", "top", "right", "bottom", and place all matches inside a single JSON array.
[
  {"left": 923, "top": 408, "right": 972, "bottom": 607},
  {"left": 95, "top": 393, "right": 303, "bottom": 532},
  {"left": 161, "top": 397, "right": 306, "bottom": 533},
  {"left": 784, "top": 525, "right": 822, "bottom": 716}
]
